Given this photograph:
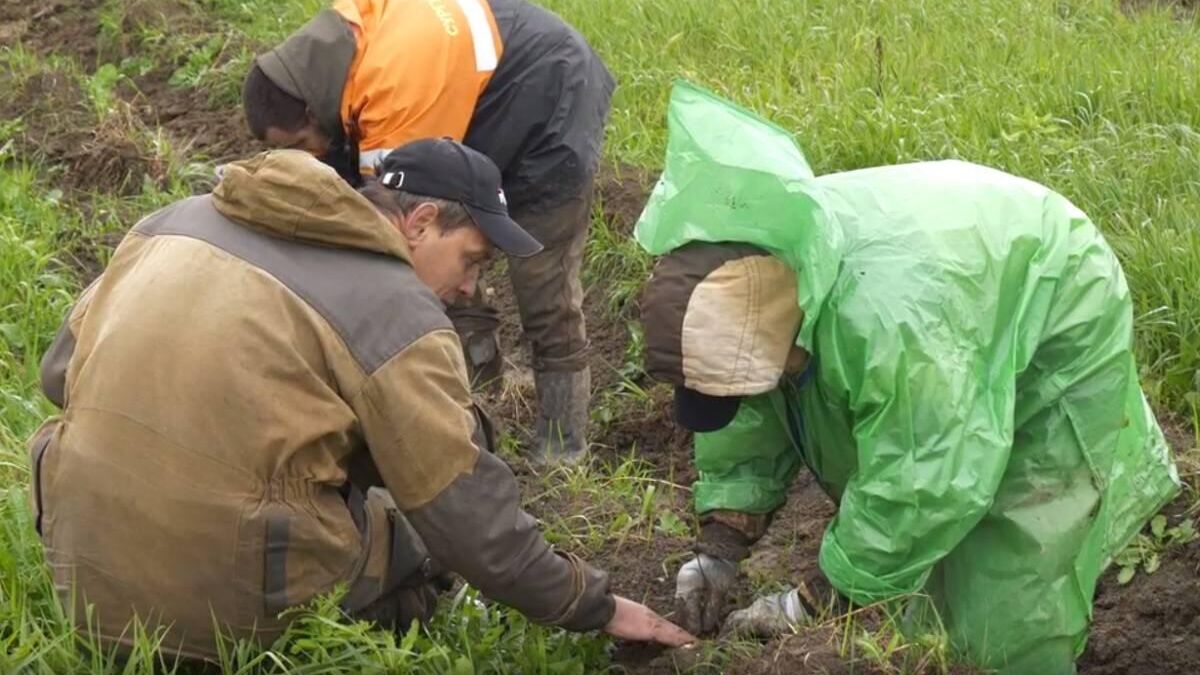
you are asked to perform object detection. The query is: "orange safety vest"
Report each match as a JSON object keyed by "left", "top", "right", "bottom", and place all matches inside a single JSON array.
[{"left": 334, "top": 0, "right": 505, "bottom": 173}]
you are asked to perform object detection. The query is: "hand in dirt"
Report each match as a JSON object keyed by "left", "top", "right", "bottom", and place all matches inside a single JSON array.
[
  {"left": 604, "top": 595, "right": 697, "bottom": 647},
  {"left": 675, "top": 553, "right": 738, "bottom": 635},
  {"left": 719, "top": 587, "right": 811, "bottom": 639}
]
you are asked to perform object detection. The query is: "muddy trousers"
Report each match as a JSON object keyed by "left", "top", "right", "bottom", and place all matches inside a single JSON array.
[
  {"left": 447, "top": 192, "right": 592, "bottom": 382},
  {"left": 339, "top": 487, "right": 447, "bottom": 631}
]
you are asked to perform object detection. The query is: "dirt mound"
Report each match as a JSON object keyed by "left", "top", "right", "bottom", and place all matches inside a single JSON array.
[
  {"left": 125, "top": 78, "right": 262, "bottom": 164},
  {"left": 2, "top": 0, "right": 260, "bottom": 169},
  {"left": 0, "top": 69, "right": 169, "bottom": 196},
  {"left": 595, "top": 163, "right": 657, "bottom": 236},
  {"left": 1080, "top": 532, "right": 1200, "bottom": 675},
  {"left": 0, "top": 0, "right": 104, "bottom": 68},
  {"left": 110, "top": 0, "right": 263, "bottom": 164},
  {"left": 1079, "top": 465, "right": 1200, "bottom": 675},
  {"left": 729, "top": 629, "right": 878, "bottom": 675}
]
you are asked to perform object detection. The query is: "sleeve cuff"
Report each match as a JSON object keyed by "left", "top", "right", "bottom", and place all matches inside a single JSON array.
[
  {"left": 694, "top": 479, "right": 789, "bottom": 515},
  {"left": 553, "top": 552, "right": 617, "bottom": 632}
]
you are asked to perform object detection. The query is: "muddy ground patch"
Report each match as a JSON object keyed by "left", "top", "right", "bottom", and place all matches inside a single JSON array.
[
  {"left": 0, "top": 0, "right": 105, "bottom": 68},
  {"left": 1080, "top": 527, "right": 1200, "bottom": 675},
  {"left": 1, "top": 0, "right": 261, "bottom": 172},
  {"left": 0, "top": 66, "right": 168, "bottom": 197}
]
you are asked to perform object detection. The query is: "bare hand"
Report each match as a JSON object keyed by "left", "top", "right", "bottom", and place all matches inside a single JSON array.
[{"left": 604, "top": 595, "right": 697, "bottom": 647}]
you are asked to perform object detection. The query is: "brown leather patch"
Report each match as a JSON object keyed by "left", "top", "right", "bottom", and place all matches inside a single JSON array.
[
  {"left": 703, "top": 509, "right": 772, "bottom": 543},
  {"left": 352, "top": 330, "right": 482, "bottom": 510}
]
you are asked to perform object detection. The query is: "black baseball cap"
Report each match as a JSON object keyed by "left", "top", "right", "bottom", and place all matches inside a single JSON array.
[
  {"left": 674, "top": 386, "right": 742, "bottom": 433},
  {"left": 377, "top": 138, "right": 543, "bottom": 258}
]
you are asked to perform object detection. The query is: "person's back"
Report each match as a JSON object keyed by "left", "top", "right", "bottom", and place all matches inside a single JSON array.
[
  {"left": 33, "top": 145, "right": 695, "bottom": 660},
  {"left": 635, "top": 83, "right": 1178, "bottom": 674},
  {"left": 33, "top": 152, "right": 452, "bottom": 657},
  {"left": 249, "top": 0, "right": 613, "bottom": 194},
  {"left": 465, "top": 0, "right": 612, "bottom": 208}
]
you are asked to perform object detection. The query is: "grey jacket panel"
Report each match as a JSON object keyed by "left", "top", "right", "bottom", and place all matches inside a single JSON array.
[
  {"left": 40, "top": 313, "right": 75, "bottom": 409},
  {"left": 40, "top": 278, "right": 103, "bottom": 409},
  {"left": 134, "top": 195, "right": 450, "bottom": 374}
]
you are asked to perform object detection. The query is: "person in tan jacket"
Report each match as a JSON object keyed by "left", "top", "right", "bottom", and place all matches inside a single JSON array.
[{"left": 29, "top": 138, "right": 692, "bottom": 660}]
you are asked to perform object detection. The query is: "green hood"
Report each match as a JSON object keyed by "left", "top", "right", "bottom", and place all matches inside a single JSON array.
[
  {"left": 212, "top": 150, "right": 410, "bottom": 262},
  {"left": 634, "top": 81, "right": 843, "bottom": 350}
]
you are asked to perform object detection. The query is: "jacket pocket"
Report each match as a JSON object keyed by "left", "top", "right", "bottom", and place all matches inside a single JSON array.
[
  {"left": 263, "top": 508, "right": 291, "bottom": 616},
  {"left": 27, "top": 420, "right": 58, "bottom": 538},
  {"left": 259, "top": 492, "right": 361, "bottom": 618}
]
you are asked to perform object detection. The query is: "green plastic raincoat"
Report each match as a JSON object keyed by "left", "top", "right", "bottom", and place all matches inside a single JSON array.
[{"left": 635, "top": 82, "right": 1179, "bottom": 673}]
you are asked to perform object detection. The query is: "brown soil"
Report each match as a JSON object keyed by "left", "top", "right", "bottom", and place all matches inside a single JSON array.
[
  {"left": 131, "top": 81, "right": 263, "bottom": 164},
  {"left": 1080, "top": 524, "right": 1200, "bottom": 675},
  {"left": 0, "top": 69, "right": 166, "bottom": 197},
  {"left": 1, "top": 0, "right": 260, "bottom": 183},
  {"left": 728, "top": 629, "right": 861, "bottom": 675},
  {"left": 594, "top": 163, "right": 658, "bottom": 237},
  {"left": 0, "top": 0, "right": 105, "bottom": 69},
  {"left": 1078, "top": 488, "right": 1200, "bottom": 675}
]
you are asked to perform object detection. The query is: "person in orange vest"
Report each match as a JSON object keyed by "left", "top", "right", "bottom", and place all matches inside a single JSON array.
[{"left": 241, "top": 0, "right": 614, "bottom": 465}]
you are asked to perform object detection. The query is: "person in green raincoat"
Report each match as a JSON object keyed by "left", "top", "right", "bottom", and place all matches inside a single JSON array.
[{"left": 636, "top": 82, "right": 1180, "bottom": 675}]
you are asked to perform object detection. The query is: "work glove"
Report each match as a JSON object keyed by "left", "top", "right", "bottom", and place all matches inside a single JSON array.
[
  {"left": 720, "top": 587, "right": 811, "bottom": 638},
  {"left": 674, "top": 553, "right": 738, "bottom": 635},
  {"left": 721, "top": 572, "right": 846, "bottom": 639}
]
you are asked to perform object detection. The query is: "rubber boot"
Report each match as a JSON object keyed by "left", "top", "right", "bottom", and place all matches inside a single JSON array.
[{"left": 530, "top": 368, "right": 590, "bottom": 466}]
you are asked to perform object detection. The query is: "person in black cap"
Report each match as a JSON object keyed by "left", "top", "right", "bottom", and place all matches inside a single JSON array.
[
  {"left": 29, "top": 140, "right": 694, "bottom": 662},
  {"left": 243, "top": 0, "right": 615, "bottom": 467},
  {"left": 364, "top": 137, "right": 544, "bottom": 305}
]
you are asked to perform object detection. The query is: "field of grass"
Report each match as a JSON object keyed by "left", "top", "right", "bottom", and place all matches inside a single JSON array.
[{"left": 2, "top": 0, "right": 1200, "bottom": 673}]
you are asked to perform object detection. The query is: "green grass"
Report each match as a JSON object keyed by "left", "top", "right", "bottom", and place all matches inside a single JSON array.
[
  {"left": 195, "top": 0, "right": 1200, "bottom": 417},
  {"left": 0, "top": 164, "right": 77, "bottom": 455},
  {"left": 528, "top": 454, "right": 691, "bottom": 556},
  {"left": 549, "top": 0, "right": 1200, "bottom": 418},
  {"left": 3, "top": 0, "right": 1200, "bottom": 673}
]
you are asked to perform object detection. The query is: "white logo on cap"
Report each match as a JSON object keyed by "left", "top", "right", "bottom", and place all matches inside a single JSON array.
[
  {"left": 381, "top": 171, "right": 406, "bottom": 188},
  {"left": 497, "top": 188, "right": 507, "bottom": 206}
]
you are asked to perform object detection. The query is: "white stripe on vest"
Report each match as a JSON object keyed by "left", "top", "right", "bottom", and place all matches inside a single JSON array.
[
  {"left": 359, "top": 148, "right": 394, "bottom": 173},
  {"left": 455, "top": 0, "right": 498, "bottom": 73}
]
